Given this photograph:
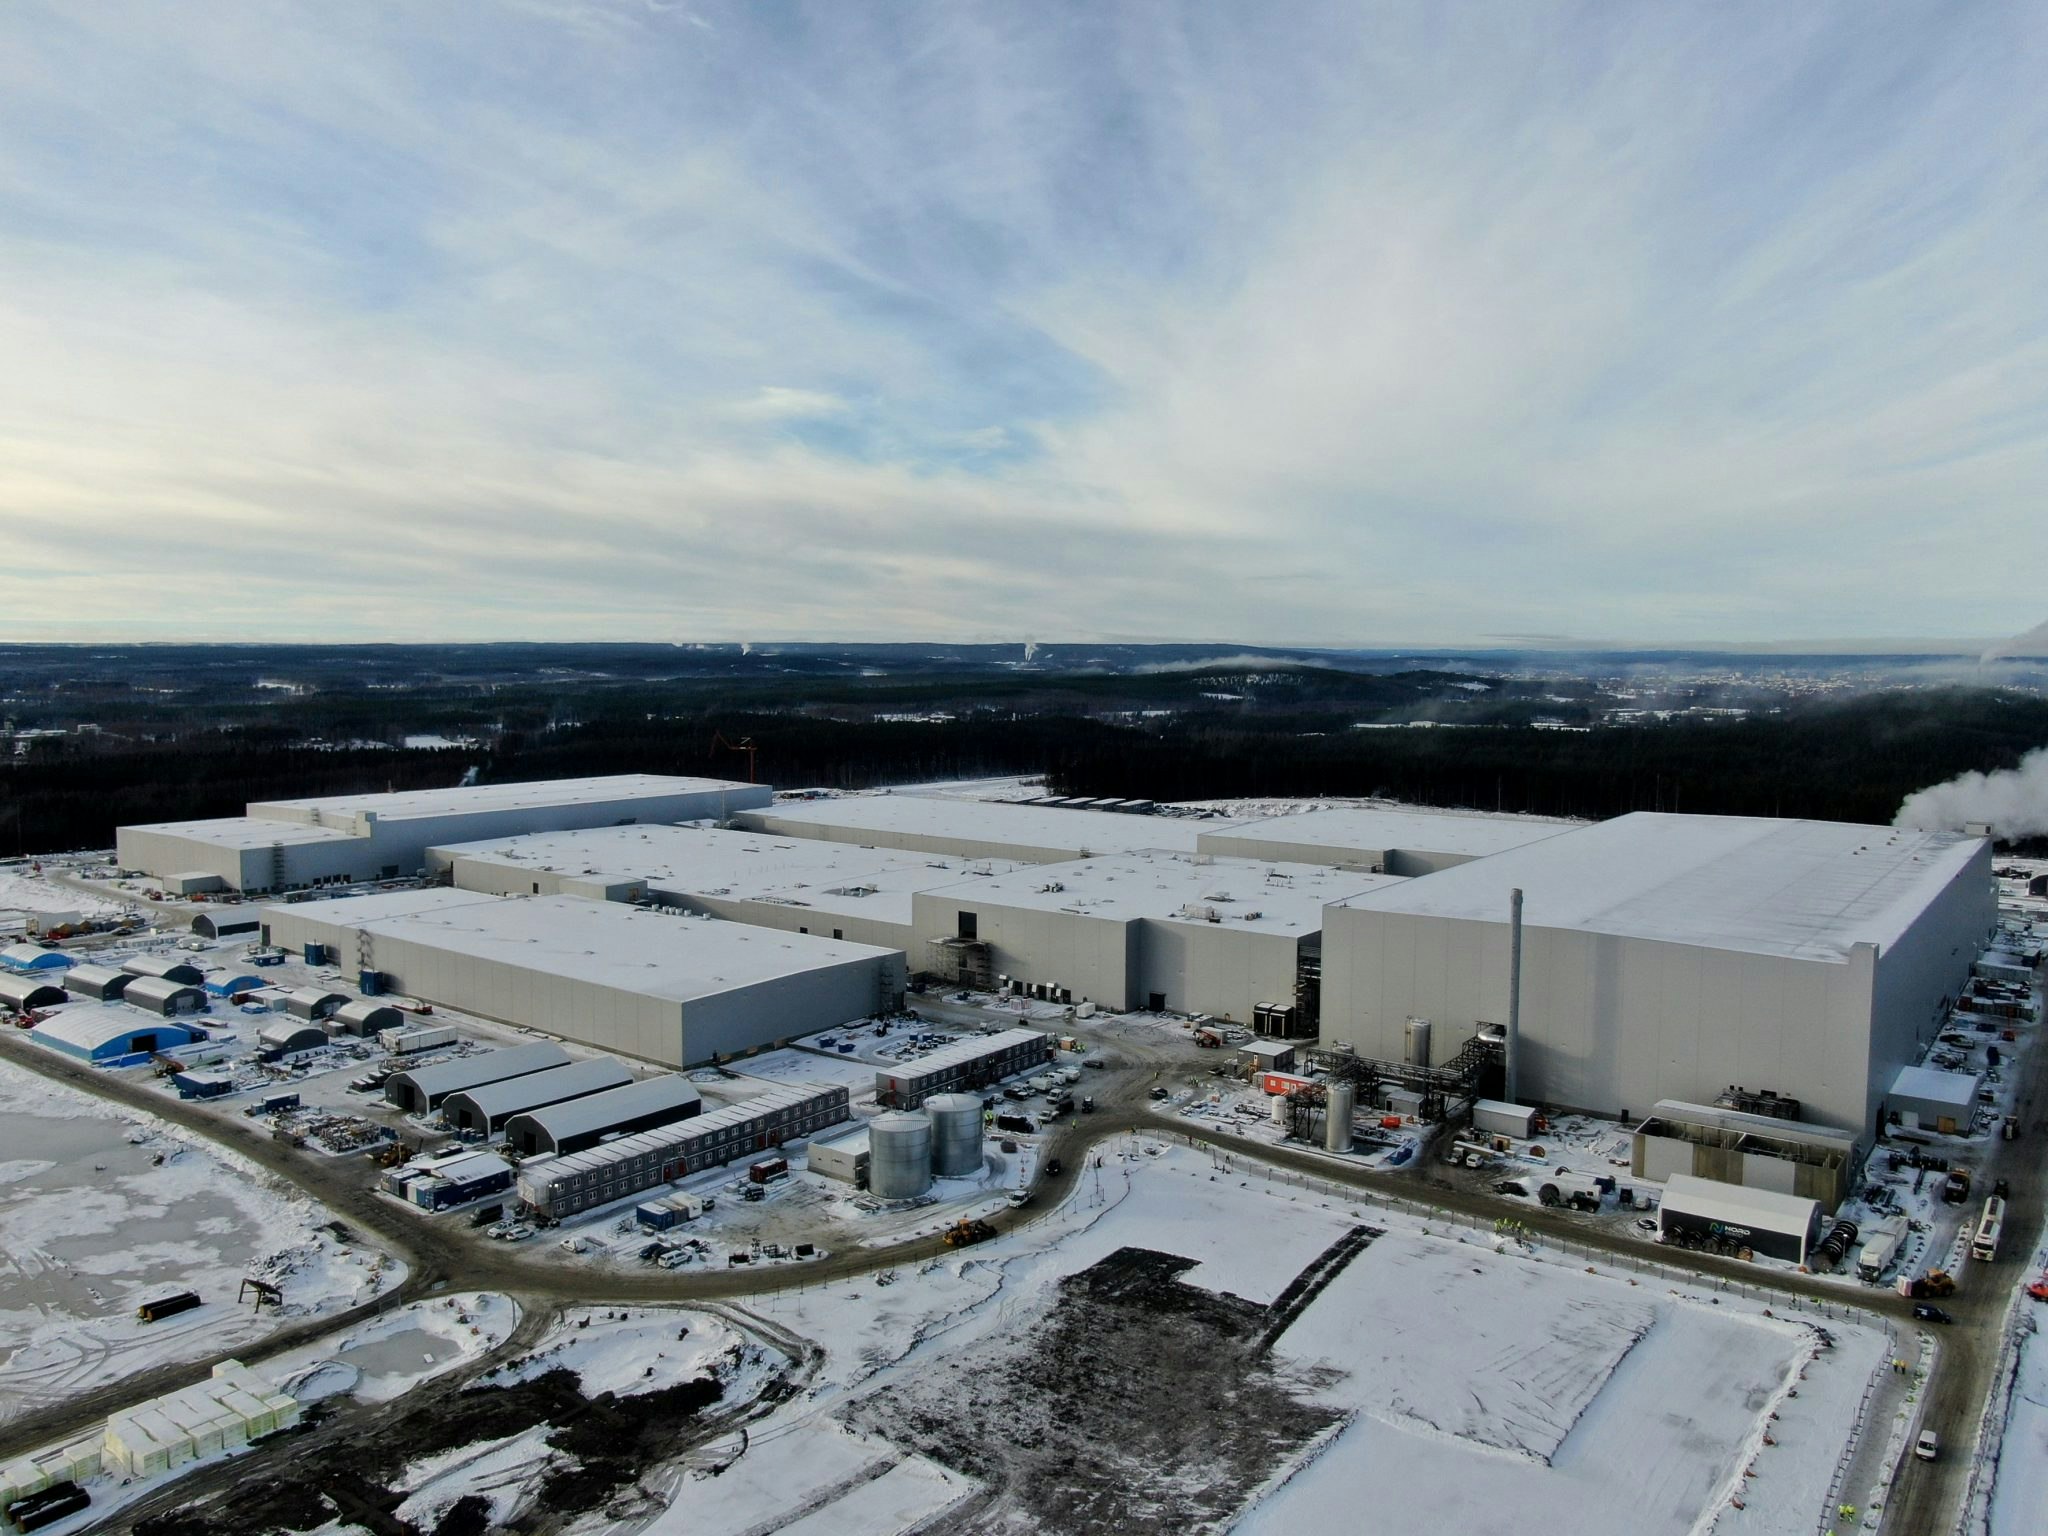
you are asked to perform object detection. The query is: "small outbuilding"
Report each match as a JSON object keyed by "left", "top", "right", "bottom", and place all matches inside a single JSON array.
[
  {"left": 203, "top": 973, "right": 265, "bottom": 999},
  {"left": 122, "top": 955, "right": 205, "bottom": 986},
  {"left": 1472, "top": 1099, "right": 1539, "bottom": 1140},
  {"left": 285, "top": 988, "right": 349, "bottom": 1021},
  {"left": 258, "top": 1022, "right": 329, "bottom": 1058},
  {"left": 124, "top": 976, "right": 210, "bottom": 1017},
  {"left": 1888, "top": 1065, "right": 1984, "bottom": 1135},
  {"left": 1658, "top": 1172, "right": 1819, "bottom": 1266},
  {"left": 2, "top": 943, "right": 74, "bottom": 974},
  {"left": 190, "top": 913, "right": 261, "bottom": 940},
  {"left": 1238, "top": 1039, "right": 1299, "bottom": 1076},
  {"left": 440, "top": 1058, "right": 634, "bottom": 1136},
  {"left": 331, "top": 999, "right": 405, "bottom": 1037},
  {"left": 61, "top": 964, "right": 133, "bottom": 1001},
  {"left": 0, "top": 975, "right": 68, "bottom": 1011},
  {"left": 32, "top": 1012, "right": 204, "bottom": 1065}
]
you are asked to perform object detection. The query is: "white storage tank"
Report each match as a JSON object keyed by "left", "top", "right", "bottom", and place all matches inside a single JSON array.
[
  {"left": 926, "top": 1093, "right": 984, "bottom": 1179},
  {"left": 1271, "top": 1092, "right": 1290, "bottom": 1128},
  {"left": 1404, "top": 1018, "right": 1431, "bottom": 1069},
  {"left": 1325, "top": 1081, "right": 1356, "bottom": 1152},
  {"left": 867, "top": 1110, "right": 934, "bottom": 1200}
]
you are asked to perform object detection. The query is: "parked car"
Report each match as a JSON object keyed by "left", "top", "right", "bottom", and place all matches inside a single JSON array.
[
  {"left": 1911, "top": 1303, "right": 1952, "bottom": 1324},
  {"left": 1993, "top": 1177, "right": 2010, "bottom": 1199},
  {"left": 1915, "top": 1430, "right": 1940, "bottom": 1462}
]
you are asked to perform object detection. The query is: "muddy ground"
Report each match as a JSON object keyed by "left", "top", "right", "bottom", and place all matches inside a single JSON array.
[{"left": 845, "top": 1227, "right": 1380, "bottom": 1535}]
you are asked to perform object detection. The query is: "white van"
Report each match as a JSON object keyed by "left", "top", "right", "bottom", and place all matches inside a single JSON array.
[{"left": 1914, "top": 1430, "right": 1939, "bottom": 1462}]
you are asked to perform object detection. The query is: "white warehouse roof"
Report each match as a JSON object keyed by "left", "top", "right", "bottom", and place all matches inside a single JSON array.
[
  {"left": 301, "top": 892, "right": 900, "bottom": 1001},
  {"left": 1889, "top": 1065, "right": 1982, "bottom": 1111},
  {"left": 443, "top": 1058, "right": 634, "bottom": 1122},
  {"left": 1333, "top": 813, "right": 1988, "bottom": 962},
  {"left": 1198, "top": 807, "right": 1573, "bottom": 863},
  {"left": 928, "top": 849, "right": 1401, "bottom": 935},
  {"left": 249, "top": 773, "right": 754, "bottom": 826},
  {"left": 737, "top": 794, "right": 1242, "bottom": 861},
  {"left": 431, "top": 823, "right": 1024, "bottom": 926}
]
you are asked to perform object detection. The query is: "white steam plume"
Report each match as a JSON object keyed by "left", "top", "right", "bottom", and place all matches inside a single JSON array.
[
  {"left": 1895, "top": 747, "right": 2048, "bottom": 837},
  {"left": 1981, "top": 616, "right": 2048, "bottom": 664}
]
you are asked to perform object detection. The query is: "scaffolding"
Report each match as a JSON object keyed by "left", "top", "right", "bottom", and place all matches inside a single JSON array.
[
  {"left": 1304, "top": 1032, "right": 1501, "bottom": 1124},
  {"left": 923, "top": 936, "right": 993, "bottom": 990}
]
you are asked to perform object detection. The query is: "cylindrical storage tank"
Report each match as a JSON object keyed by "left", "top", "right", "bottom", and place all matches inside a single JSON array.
[
  {"left": 925, "top": 1093, "right": 984, "bottom": 1179},
  {"left": 1325, "top": 1081, "right": 1357, "bottom": 1153},
  {"left": 867, "top": 1111, "right": 933, "bottom": 1200},
  {"left": 1403, "top": 1018, "right": 1431, "bottom": 1069},
  {"left": 1271, "top": 1092, "right": 1290, "bottom": 1127}
]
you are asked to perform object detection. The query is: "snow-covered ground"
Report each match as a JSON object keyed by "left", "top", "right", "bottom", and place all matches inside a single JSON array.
[
  {"left": 479, "top": 1306, "right": 761, "bottom": 1401},
  {"left": 609, "top": 1140, "right": 1888, "bottom": 1536},
  {"left": 0, "top": 859, "right": 126, "bottom": 924},
  {"left": 0, "top": 1056, "right": 401, "bottom": 1424},
  {"left": 267, "top": 1292, "right": 520, "bottom": 1405}
]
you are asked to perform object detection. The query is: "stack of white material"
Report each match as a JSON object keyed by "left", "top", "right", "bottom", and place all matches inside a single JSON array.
[
  {"left": 0, "top": 1434, "right": 104, "bottom": 1511},
  {"left": 101, "top": 1359, "right": 300, "bottom": 1480}
]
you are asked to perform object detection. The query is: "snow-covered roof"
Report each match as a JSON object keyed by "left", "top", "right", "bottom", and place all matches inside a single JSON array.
[
  {"left": 119, "top": 816, "right": 363, "bottom": 849},
  {"left": 311, "top": 894, "right": 897, "bottom": 1002},
  {"left": 432, "top": 823, "right": 1022, "bottom": 925},
  {"left": 504, "top": 1075, "right": 701, "bottom": 1144},
  {"left": 1660, "top": 1173, "right": 1818, "bottom": 1237},
  {"left": 1199, "top": 807, "right": 1573, "bottom": 863},
  {"left": 121, "top": 976, "right": 206, "bottom": 1006},
  {"left": 443, "top": 1058, "right": 634, "bottom": 1121},
  {"left": 266, "top": 887, "right": 501, "bottom": 926},
  {"left": 1888, "top": 1065, "right": 1982, "bottom": 1110},
  {"left": 388, "top": 1042, "right": 573, "bottom": 1101},
  {"left": 1333, "top": 813, "right": 1988, "bottom": 962},
  {"left": 875, "top": 1028, "right": 1050, "bottom": 1081},
  {"left": 2, "top": 943, "right": 73, "bottom": 970},
  {"left": 739, "top": 794, "right": 1241, "bottom": 860},
  {"left": 249, "top": 773, "right": 752, "bottom": 824},
  {"left": 520, "top": 1081, "right": 845, "bottom": 1187},
  {"left": 930, "top": 850, "right": 1400, "bottom": 935},
  {"left": 32, "top": 1008, "right": 200, "bottom": 1051},
  {"left": 411, "top": 1151, "right": 512, "bottom": 1185}
]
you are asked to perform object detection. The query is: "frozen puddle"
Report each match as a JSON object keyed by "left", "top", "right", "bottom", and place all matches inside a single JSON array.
[{"left": 333, "top": 1327, "right": 462, "bottom": 1380}]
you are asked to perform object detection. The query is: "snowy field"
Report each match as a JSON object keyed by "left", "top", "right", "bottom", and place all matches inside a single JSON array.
[
  {"left": 0, "top": 860, "right": 124, "bottom": 924},
  {"left": 1990, "top": 1315, "right": 2048, "bottom": 1536},
  {"left": 624, "top": 1141, "right": 1887, "bottom": 1536},
  {"left": 0, "top": 1056, "right": 400, "bottom": 1423},
  {"left": 268, "top": 1292, "right": 521, "bottom": 1405}
]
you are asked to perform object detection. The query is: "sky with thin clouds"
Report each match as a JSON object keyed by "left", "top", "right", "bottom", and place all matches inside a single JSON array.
[{"left": 0, "top": 2, "right": 2042, "bottom": 646}]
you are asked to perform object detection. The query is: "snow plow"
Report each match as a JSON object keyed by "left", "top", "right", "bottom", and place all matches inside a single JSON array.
[{"left": 944, "top": 1218, "right": 997, "bottom": 1249}]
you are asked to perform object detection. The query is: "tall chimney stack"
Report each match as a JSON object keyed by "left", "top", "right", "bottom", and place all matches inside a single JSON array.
[{"left": 1506, "top": 887, "right": 1524, "bottom": 1104}]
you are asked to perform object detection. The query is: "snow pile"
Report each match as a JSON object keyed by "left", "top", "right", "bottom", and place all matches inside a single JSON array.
[
  {"left": 393, "top": 1424, "right": 563, "bottom": 1532},
  {"left": 481, "top": 1307, "right": 756, "bottom": 1400}
]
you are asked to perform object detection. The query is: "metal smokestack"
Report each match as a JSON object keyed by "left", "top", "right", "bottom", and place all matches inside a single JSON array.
[{"left": 1505, "top": 887, "right": 1524, "bottom": 1105}]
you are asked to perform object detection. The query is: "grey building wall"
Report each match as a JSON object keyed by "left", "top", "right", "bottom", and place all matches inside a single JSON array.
[
  {"left": 678, "top": 893, "right": 916, "bottom": 955},
  {"left": 910, "top": 892, "right": 1137, "bottom": 1008},
  {"left": 1136, "top": 921, "right": 1302, "bottom": 1024}
]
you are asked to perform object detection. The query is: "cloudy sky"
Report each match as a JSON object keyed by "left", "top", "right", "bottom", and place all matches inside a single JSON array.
[{"left": 2, "top": 2, "right": 2042, "bottom": 646}]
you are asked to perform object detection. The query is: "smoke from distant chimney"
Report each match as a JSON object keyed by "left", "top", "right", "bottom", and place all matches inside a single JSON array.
[
  {"left": 1895, "top": 747, "right": 2048, "bottom": 838},
  {"left": 1023, "top": 638, "right": 1039, "bottom": 662},
  {"left": 1981, "top": 616, "right": 2048, "bottom": 664}
]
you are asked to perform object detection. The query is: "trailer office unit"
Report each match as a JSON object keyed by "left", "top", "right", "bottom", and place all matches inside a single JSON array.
[
  {"left": 440, "top": 1058, "right": 635, "bottom": 1135},
  {"left": 733, "top": 795, "right": 1239, "bottom": 865},
  {"left": 331, "top": 1000, "right": 405, "bottom": 1037},
  {"left": 1194, "top": 807, "right": 1573, "bottom": 876},
  {"left": 1657, "top": 1173, "right": 1821, "bottom": 1266},
  {"left": 121, "top": 955, "right": 205, "bottom": 986},
  {"left": 910, "top": 851, "right": 1397, "bottom": 1022},
  {"left": 1631, "top": 1100, "right": 1856, "bottom": 1207},
  {"left": 117, "top": 774, "right": 772, "bottom": 894},
  {"left": 267, "top": 892, "right": 905, "bottom": 1069},
  {"left": 1, "top": 944, "right": 73, "bottom": 974},
  {"left": 504, "top": 1075, "right": 702, "bottom": 1157},
  {"left": 516, "top": 1082, "right": 851, "bottom": 1218},
  {"left": 31, "top": 1012, "right": 205, "bottom": 1066},
  {"left": 384, "top": 1042, "right": 573, "bottom": 1114},
  {"left": 1321, "top": 813, "right": 1994, "bottom": 1136},
  {"left": 875, "top": 1028, "right": 1053, "bottom": 1108},
  {"left": 1887, "top": 1065, "right": 1984, "bottom": 1135},
  {"left": 60, "top": 964, "right": 132, "bottom": 1001},
  {"left": 0, "top": 975, "right": 67, "bottom": 1011},
  {"left": 429, "top": 823, "right": 1024, "bottom": 954},
  {"left": 1471, "top": 1099, "right": 1538, "bottom": 1140}
]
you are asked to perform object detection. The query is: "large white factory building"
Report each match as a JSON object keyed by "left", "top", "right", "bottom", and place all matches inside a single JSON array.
[
  {"left": 1320, "top": 812, "right": 1994, "bottom": 1135},
  {"left": 117, "top": 774, "right": 769, "bottom": 894}
]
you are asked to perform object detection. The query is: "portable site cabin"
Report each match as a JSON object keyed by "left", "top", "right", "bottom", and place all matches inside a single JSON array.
[
  {"left": 1887, "top": 1065, "right": 1983, "bottom": 1135},
  {"left": 1, "top": 943, "right": 73, "bottom": 974},
  {"left": 0, "top": 975, "right": 68, "bottom": 1012},
  {"left": 121, "top": 955, "right": 205, "bottom": 987},
  {"left": 285, "top": 988, "right": 349, "bottom": 1022},
  {"left": 60, "top": 963, "right": 132, "bottom": 1001}
]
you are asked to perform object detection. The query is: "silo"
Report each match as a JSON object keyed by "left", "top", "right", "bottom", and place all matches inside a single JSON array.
[
  {"left": 1271, "top": 1092, "right": 1290, "bottom": 1128},
  {"left": 926, "top": 1093, "right": 984, "bottom": 1178},
  {"left": 1403, "top": 1018, "right": 1432, "bottom": 1069},
  {"left": 1325, "top": 1081, "right": 1357, "bottom": 1153},
  {"left": 867, "top": 1111, "right": 934, "bottom": 1200}
]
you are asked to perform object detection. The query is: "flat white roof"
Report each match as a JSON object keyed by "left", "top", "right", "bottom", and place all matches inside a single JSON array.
[
  {"left": 743, "top": 794, "right": 1242, "bottom": 858},
  {"left": 1201, "top": 807, "right": 1573, "bottom": 861},
  {"left": 433, "top": 823, "right": 1024, "bottom": 926},
  {"left": 121, "top": 816, "right": 363, "bottom": 849},
  {"left": 269, "top": 887, "right": 503, "bottom": 926},
  {"left": 930, "top": 850, "right": 1400, "bottom": 935},
  {"left": 298, "top": 893, "right": 896, "bottom": 1002},
  {"left": 1889, "top": 1065, "right": 1983, "bottom": 1109},
  {"left": 249, "top": 773, "right": 755, "bottom": 824},
  {"left": 877, "top": 1027, "right": 1050, "bottom": 1081},
  {"left": 1334, "top": 812, "right": 1987, "bottom": 962},
  {"left": 1661, "top": 1172, "right": 1818, "bottom": 1235}
]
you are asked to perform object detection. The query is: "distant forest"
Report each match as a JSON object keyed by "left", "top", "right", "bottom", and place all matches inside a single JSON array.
[{"left": 5, "top": 683, "right": 2046, "bottom": 856}]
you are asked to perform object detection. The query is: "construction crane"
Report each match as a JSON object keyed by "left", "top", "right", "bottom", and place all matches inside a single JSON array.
[{"left": 709, "top": 732, "right": 760, "bottom": 784}]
